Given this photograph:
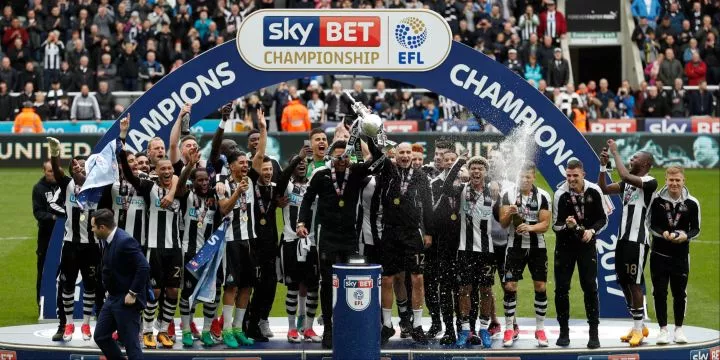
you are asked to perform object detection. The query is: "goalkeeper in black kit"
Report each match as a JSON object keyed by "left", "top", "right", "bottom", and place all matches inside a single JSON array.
[{"left": 552, "top": 159, "right": 607, "bottom": 349}]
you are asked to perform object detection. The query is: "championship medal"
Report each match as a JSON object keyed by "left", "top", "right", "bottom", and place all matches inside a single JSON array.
[
  {"left": 260, "top": 218, "right": 267, "bottom": 225},
  {"left": 338, "top": 199, "right": 345, "bottom": 207},
  {"left": 451, "top": 213, "right": 457, "bottom": 221},
  {"left": 393, "top": 198, "right": 400, "bottom": 205}
]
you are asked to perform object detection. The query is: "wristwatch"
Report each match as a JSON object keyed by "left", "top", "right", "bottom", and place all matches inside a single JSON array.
[{"left": 590, "top": 229, "right": 596, "bottom": 235}]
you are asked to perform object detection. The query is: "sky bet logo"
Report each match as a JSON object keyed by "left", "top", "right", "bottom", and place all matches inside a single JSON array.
[
  {"left": 263, "top": 16, "right": 380, "bottom": 47},
  {"left": 691, "top": 346, "right": 720, "bottom": 360}
]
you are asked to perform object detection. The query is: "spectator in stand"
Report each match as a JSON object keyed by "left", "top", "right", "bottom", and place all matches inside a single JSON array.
[
  {"left": 45, "top": 6, "right": 67, "bottom": 40},
  {"left": 457, "top": 20, "right": 476, "bottom": 48},
  {"left": 656, "top": 16, "right": 675, "bottom": 44},
  {"left": 518, "top": 5, "right": 539, "bottom": 41},
  {"left": 685, "top": 51, "right": 707, "bottom": 86},
  {"left": 631, "top": 0, "right": 661, "bottom": 29},
  {"left": 47, "top": 79, "right": 69, "bottom": 120},
  {"left": 245, "top": 94, "right": 263, "bottom": 129},
  {"left": 524, "top": 55, "right": 543, "bottom": 87},
  {"left": 257, "top": 87, "right": 274, "bottom": 116},
  {"left": 307, "top": 90, "right": 325, "bottom": 124},
  {"left": 666, "top": 2, "right": 685, "bottom": 34},
  {"left": 325, "top": 81, "right": 352, "bottom": 122},
  {"left": 643, "top": 29, "right": 661, "bottom": 66},
  {"left": 660, "top": 34, "right": 680, "bottom": 58},
  {"left": 604, "top": 99, "right": 622, "bottom": 119},
  {"left": 642, "top": 86, "right": 670, "bottom": 117},
  {"left": 694, "top": 15, "right": 717, "bottom": 46},
  {"left": 633, "top": 17, "right": 651, "bottom": 49},
  {"left": 547, "top": 48, "right": 569, "bottom": 87},
  {"left": 7, "top": 37, "right": 30, "bottom": 72},
  {"left": 596, "top": 78, "right": 615, "bottom": 113},
  {"left": 404, "top": 96, "right": 424, "bottom": 120},
  {"left": 687, "top": 2, "right": 704, "bottom": 34},
  {"left": 17, "top": 61, "right": 41, "bottom": 93},
  {"left": 422, "top": 97, "right": 439, "bottom": 131},
  {"left": 95, "top": 81, "right": 118, "bottom": 120},
  {"left": 66, "top": 38, "right": 89, "bottom": 71},
  {"left": 202, "top": 21, "right": 220, "bottom": 48},
  {"left": 33, "top": 92, "right": 50, "bottom": 121},
  {"left": 688, "top": 81, "right": 714, "bottom": 116},
  {"left": 668, "top": 78, "right": 688, "bottom": 117},
  {"left": 537, "top": 0, "right": 566, "bottom": 46},
  {"left": 537, "top": 79, "right": 553, "bottom": 99},
  {"left": 41, "top": 31, "right": 65, "bottom": 91},
  {"left": 615, "top": 86, "right": 636, "bottom": 118},
  {"left": 473, "top": 19, "right": 495, "bottom": 50},
  {"left": 93, "top": 6, "right": 115, "bottom": 39},
  {"left": 58, "top": 61, "right": 74, "bottom": 91},
  {"left": 281, "top": 94, "right": 311, "bottom": 132},
  {"left": 148, "top": 5, "right": 171, "bottom": 33},
  {"left": 96, "top": 54, "right": 117, "bottom": 91},
  {"left": 519, "top": 33, "right": 540, "bottom": 63},
  {"left": 0, "top": 81, "right": 12, "bottom": 121},
  {"left": 139, "top": 51, "right": 165, "bottom": 87},
  {"left": 645, "top": 52, "right": 664, "bottom": 85},
  {"left": 116, "top": 42, "right": 140, "bottom": 91},
  {"left": 678, "top": 20, "right": 694, "bottom": 50},
  {"left": 659, "top": 48, "right": 684, "bottom": 85},
  {"left": 568, "top": 99, "right": 588, "bottom": 132},
  {"left": 2, "top": 18, "right": 29, "bottom": 50},
  {"left": 72, "top": 55, "right": 95, "bottom": 91},
  {"left": 634, "top": 80, "right": 649, "bottom": 116},
  {"left": 655, "top": 79, "right": 671, "bottom": 105},
  {"left": 301, "top": 79, "right": 326, "bottom": 104},
  {"left": 13, "top": 101, "right": 43, "bottom": 133},
  {"left": 505, "top": 48, "right": 524, "bottom": 76},
  {"left": 701, "top": 32, "right": 719, "bottom": 85},
  {"left": 683, "top": 38, "right": 700, "bottom": 63},
  {"left": 70, "top": 84, "right": 101, "bottom": 123},
  {"left": 16, "top": 81, "right": 36, "bottom": 114},
  {"left": 273, "top": 81, "right": 290, "bottom": 129},
  {"left": 0, "top": 57, "right": 17, "bottom": 91},
  {"left": 124, "top": 11, "right": 143, "bottom": 44},
  {"left": 350, "top": 80, "right": 370, "bottom": 106},
  {"left": 370, "top": 80, "right": 393, "bottom": 112},
  {"left": 194, "top": 10, "right": 213, "bottom": 39}
]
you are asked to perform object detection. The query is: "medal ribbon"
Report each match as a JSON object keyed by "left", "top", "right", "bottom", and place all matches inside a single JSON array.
[
  {"left": 399, "top": 168, "right": 414, "bottom": 196},
  {"left": 465, "top": 185, "right": 484, "bottom": 216},
  {"left": 330, "top": 164, "right": 350, "bottom": 201},
  {"left": 569, "top": 192, "right": 585, "bottom": 221},
  {"left": 665, "top": 201, "right": 683, "bottom": 228},
  {"left": 254, "top": 183, "right": 273, "bottom": 218}
]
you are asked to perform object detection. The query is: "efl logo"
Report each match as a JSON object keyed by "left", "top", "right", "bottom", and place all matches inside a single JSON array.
[
  {"left": 0, "top": 351, "right": 16, "bottom": 360},
  {"left": 263, "top": 16, "right": 380, "bottom": 47}
]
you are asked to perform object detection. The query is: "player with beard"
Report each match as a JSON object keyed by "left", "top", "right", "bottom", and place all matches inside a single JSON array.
[
  {"left": 306, "top": 128, "right": 329, "bottom": 176},
  {"left": 277, "top": 147, "right": 322, "bottom": 343},
  {"left": 552, "top": 159, "right": 607, "bottom": 349},
  {"left": 499, "top": 162, "right": 552, "bottom": 348},
  {"left": 208, "top": 103, "right": 240, "bottom": 180},
  {"left": 379, "top": 142, "right": 433, "bottom": 346},
  {"left": 100, "top": 151, "right": 147, "bottom": 248},
  {"left": 296, "top": 136, "right": 384, "bottom": 349},
  {"left": 169, "top": 103, "right": 206, "bottom": 174},
  {"left": 247, "top": 127, "right": 281, "bottom": 183},
  {"left": 598, "top": 140, "right": 657, "bottom": 347},
  {"left": 422, "top": 139, "right": 453, "bottom": 178},
  {"left": 146, "top": 137, "right": 167, "bottom": 175},
  {"left": 134, "top": 152, "right": 151, "bottom": 177},
  {"left": 47, "top": 137, "right": 97, "bottom": 342},
  {"left": 217, "top": 150, "right": 255, "bottom": 349},
  {"left": 647, "top": 166, "right": 700, "bottom": 345},
  {"left": 244, "top": 110, "right": 283, "bottom": 342},
  {"left": 427, "top": 148, "right": 462, "bottom": 344},
  {"left": 118, "top": 116, "right": 181, "bottom": 349},
  {"left": 175, "top": 149, "right": 226, "bottom": 347},
  {"left": 443, "top": 154, "right": 498, "bottom": 348}
]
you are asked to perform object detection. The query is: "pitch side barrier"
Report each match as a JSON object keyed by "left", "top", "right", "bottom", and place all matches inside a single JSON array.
[{"left": 42, "top": 9, "right": 632, "bottom": 320}]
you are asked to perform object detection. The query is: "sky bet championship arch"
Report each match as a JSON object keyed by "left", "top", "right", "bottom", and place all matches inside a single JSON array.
[{"left": 4, "top": 8, "right": 716, "bottom": 360}]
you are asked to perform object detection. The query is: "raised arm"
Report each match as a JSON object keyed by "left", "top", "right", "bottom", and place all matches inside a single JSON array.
[
  {"left": 47, "top": 137, "right": 65, "bottom": 181},
  {"left": 442, "top": 153, "right": 467, "bottom": 197},
  {"left": 117, "top": 115, "right": 141, "bottom": 189},
  {"left": 209, "top": 103, "right": 232, "bottom": 171},
  {"left": 607, "top": 139, "right": 645, "bottom": 188},
  {"left": 597, "top": 144, "right": 622, "bottom": 194},
  {"left": 218, "top": 179, "right": 248, "bottom": 216},
  {"left": 251, "top": 108, "right": 267, "bottom": 174},
  {"left": 277, "top": 151, "right": 304, "bottom": 194},
  {"left": 176, "top": 147, "right": 200, "bottom": 198},
  {"left": 169, "top": 102, "right": 191, "bottom": 165}
]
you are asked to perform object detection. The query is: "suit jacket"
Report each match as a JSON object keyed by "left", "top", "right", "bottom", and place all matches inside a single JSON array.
[{"left": 101, "top": 228, "right": 150, "bottom": 309}]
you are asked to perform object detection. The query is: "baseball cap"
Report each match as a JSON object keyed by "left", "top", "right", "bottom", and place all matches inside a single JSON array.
[{"left": 554, "top": 47, "right": 562, "bottom": 53}]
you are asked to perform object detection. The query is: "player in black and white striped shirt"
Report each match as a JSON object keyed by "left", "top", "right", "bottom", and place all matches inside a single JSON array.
[
  {"left": 443, "top": 155, "right": 498, "bottom": 348},
  {"left": 598, "top": 139, "right": 658, "bottom": 347},
  {"left": 118, "top": 117, "right": 181, "bottom": 349},
  {"left": 41, "top": 31, "right": 64, "bottom": 90},
  {"left": 499, "top": 162, "right": 551, "bottom": 347},
  {"left": 47, "top": 137, "right": 98, "bottom": 343},
  {"left": 100, "top": 151, "right": 147, "bottom": 248},
  {"left": 175, "top": 149, "right": 226, "bottom": 347},
  {"left": 216, "top": 150, "right": 256, "bottom": 349},
  {"left": 277, "top": 149, "right": 322, "bottom": 343}
]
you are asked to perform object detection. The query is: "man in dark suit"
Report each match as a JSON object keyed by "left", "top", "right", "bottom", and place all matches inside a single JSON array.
[
  {"left": 547, "top": 48, "right": 570, "bottom": 88},
  {"left": 688, "top": 81, "right": 714, "bottom": 116},
  {"left": 91, "top": 209, "right": 149, "bottom": 360}
]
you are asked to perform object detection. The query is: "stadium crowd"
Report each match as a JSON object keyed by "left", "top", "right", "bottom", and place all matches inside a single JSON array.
[{"left": 1, "top": 0, "right": 719, "bottom": 133}]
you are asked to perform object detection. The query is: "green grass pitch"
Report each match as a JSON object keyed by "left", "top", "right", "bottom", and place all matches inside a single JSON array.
[{"left": 0, "top": 168, "right": 717, "bottom": 330}]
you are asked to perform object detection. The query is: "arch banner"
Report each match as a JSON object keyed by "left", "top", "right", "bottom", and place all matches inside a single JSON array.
[{"left": 43, "top": 9, "right": 627, "bottom": 319}]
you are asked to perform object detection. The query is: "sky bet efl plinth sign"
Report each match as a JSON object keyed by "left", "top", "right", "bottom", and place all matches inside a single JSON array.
[{"left": 41, "top": 9, "right": 630, "bottom": 320}]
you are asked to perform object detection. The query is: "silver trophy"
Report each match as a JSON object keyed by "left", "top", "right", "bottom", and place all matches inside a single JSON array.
[{"left": 345, "top": 91, "right": 396, "bottom": 153}]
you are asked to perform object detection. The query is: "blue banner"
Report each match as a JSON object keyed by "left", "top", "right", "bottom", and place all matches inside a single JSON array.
[
  {"left": 0, "top": 119, "right": 221, "bottom": 134},
  {"left": 38, "top": 10, "right": 628, "bottom": 318},
  {"left": 187, "top": 219, "right": 228, "bottom": 305}
]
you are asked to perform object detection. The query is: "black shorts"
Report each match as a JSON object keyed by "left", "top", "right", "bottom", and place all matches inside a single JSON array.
[
  {"left": 493, "top": 244, "right": 507, "bottom": 283},
  {"left": 59, "top": 242, "right": 100, "bottom": 292},
  {"left": 183, "top": 251, "right": 224, "bottom": 294},
  {"left": 279, "top": 239, "right": 319, "bottom": 287},
  {"left": 380, "top": 244, "right": 425, "bottom": 276},
  {"left": 615, "top": 241, "right": 649, "bottom": 285},
  {"left": 456, "top": 251, "right": 495, "bottom": 287},
  {"left": 503, "top": 247, "right": 547, "bottom": 283},
  {"left": 224, "top": 240, "right": 257, "bottom": 289},
  {"left": 147, "top": 248, "right": 182, "bottom": 289}
]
